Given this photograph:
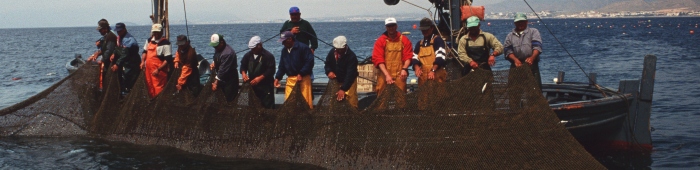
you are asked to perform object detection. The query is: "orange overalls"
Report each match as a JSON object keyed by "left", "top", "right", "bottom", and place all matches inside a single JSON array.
[
  {"left": 144, "top": 41, "right": 168, "bottom": 98},
  {"left": 417, "top": 35, "right": 447, "bottom": 110},
  {"left": 376, "top": 35, "right": 407, "bottom": 95}
]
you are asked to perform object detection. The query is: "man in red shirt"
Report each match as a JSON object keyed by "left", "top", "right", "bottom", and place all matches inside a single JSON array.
[{"left": 371, "top": 18, "right": 413, "bottom": 94}]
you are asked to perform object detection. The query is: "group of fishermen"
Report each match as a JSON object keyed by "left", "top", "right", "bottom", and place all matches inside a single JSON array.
[{"left": 86, "top": 6, "right": 542, "bottom": 110}]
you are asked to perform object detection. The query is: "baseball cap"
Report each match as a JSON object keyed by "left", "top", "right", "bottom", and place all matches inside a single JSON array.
[
  {"left": 151, "top": 24, "right": 163, "bottom": 32},
  {"left": 289, "top": 6, "right": 300, "bottom": 14},
  {"left": 514, "top": 13, "right": 528, "bottom": 22},
  {"left": 332, "top": 36, "right": 347, "bottom": 49},
  {"left": 466, "top": 16, "right": 481, "bottom": 28},
  {"left": 385, "top": 18, "right": 397, "bottom": 26},
  {"left": 210, "top": 34, "right": 223, "bottom": 47},
  {"left": 418, "top": 18, "right": 434, "bottom": 30},
  {"left": 114, "top": 22, "right": 125, "bottom": 32},
  {"left": 96, "top": 19, "right": 109, "bottom": 30},
  {"left": 278, "top": 31, "right": 294, "bottom": 42},
  {"left": 248, "top": 36, "right": 261, "bottom": 49},
  {"left": 176, "top": 35, "right": 188, "bottom": 46}
]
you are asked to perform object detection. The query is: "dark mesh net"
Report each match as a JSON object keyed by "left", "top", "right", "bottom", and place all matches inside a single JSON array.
[{"left": 0, "top": 63, "right": 605, "bottom": 169}]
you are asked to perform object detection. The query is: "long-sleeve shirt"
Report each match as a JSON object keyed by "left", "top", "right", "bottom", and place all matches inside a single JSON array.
[
  {"left": 174, "top": 45, "right": 197, "bottom": 86},
  {"left": 240, "top": 48, "right": 276, "bottom": 85},
  {"left": 503, "top": 27, "right": 543, "bottom": 61},
  {"left": 371, "top": 31, "right": 413, "bottom": 68},
  {"left": 213, "top": 44, "right": 238, "bottom": 84},
  {"left": 275, "top": 42, "right": 314, "bottom": 80},
  {"left": 115, "top": 32, "right": 140, "bottom": 68},
  {"left": 280, "top": 19, "right": 318, "bottom": 50},
  {"left": 325, "top": 47, "right": 359, "bottom": 91},
  {"left": 412, "top": 35, "right": 447, "bottom": 68},
  {"left": 457, "top": 30, "right": 503, "bottom": 64},
  {"left": 100, "top": 31, "right": 118, "bottom": 63}
]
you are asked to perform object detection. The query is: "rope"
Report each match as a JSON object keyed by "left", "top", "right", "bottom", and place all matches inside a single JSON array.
[
  {"left": 522, "top": 0, "right": 607, "bottom": 96},
  {"left": 182, "top": 0, "right": 189, "bottom": 40}
]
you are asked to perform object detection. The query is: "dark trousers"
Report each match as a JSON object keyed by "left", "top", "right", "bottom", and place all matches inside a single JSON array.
[
  {"left": 118, "top": 66, "right": 141, "bottom": 94},
  {"left": 221, "top": 82, "right": 239, "bottom": 102},
  {"left": 507, "top": 61, "right": 541, "bottom": 111},
  {"left": 252, "top": 83, "right": 275, "bottom": 109}
]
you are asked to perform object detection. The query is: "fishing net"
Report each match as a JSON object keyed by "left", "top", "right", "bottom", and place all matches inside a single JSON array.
[{"left": 0, "top": 62, "right": 605, "bottom": 169}]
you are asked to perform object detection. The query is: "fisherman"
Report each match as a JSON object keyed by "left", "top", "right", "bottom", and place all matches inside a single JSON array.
[
  {"left": 141, "top": 24, "right": 172, "bottom": 98},
  {"left": 504, "top": 13, "right": 543, "bottom": 90},
  {"left": 457, "top": 16, "right": 503, "bottom": 75},
  {"left": 412, "top": 18, "right": 447, "bottom": 85},
  {"left": 88, "top": 19, "right": 118, "bottom": 90},
  {"left": 280, "top": 6, "right": 318, "bottom": 82},
  {"left": 173, "top": 35, "right": 202, "bottom": 96},
  {"left": 371, "top": 18, "right": 413, "bottom": 94},
  {"left": 240, "top": 36, "right": 276, "bottom": 108},
  {"left": 280, "top": 6, "right": 318, "bottom": 53},
  {"left": 274, "top": 31, "right": 314, "bottom": 109},
  {"left": 504, "top": 13, "right": 543, "bottom": 110},
  {"left": 209, "top": 34, "right": 239, "bottom": 102},
  {"left": 111, "top": 23, "right": 142, "bottom": 96},
  {"left": 324, "top": 36, "right": 359, "bottom": 108}
]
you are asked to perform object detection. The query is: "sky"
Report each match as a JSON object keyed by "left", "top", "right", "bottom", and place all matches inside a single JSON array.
[{"left": 0, "top": 0, "right": 503, "bottom": 29}]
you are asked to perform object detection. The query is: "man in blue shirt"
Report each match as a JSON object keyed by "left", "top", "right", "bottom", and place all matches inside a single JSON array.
[
  {"left": 110, "top": 22, "right": 141, "bottom": 96},
  {"left": 274, "top": 31, "right": 315, "bottom": 109}
]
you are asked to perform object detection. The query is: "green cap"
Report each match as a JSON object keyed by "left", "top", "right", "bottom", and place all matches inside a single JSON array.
[
  {"left": 514, "top": 13, "right": 528, "bottom": 22},
  {"left": 465, "top": 16, "right": 480, "bottom": 28},
  {"left": 209, "top": 34, "right": 223, "bottom": 47}
]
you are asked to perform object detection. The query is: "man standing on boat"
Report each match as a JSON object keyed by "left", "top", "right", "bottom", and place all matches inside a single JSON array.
[
  {"left": 141, "top": 24, "right": 172, "bottom": 99},
  {"left": 280, "top": 6, "right": 318, "bottom": 82},
  {"left": 111, "top": 23, "right": 142, "bottom": 96},
  {"left": 89, "top": 19, "right": 118, "bottom": 91},
  {"left": 280, "top": 6, "right": 318, "bottom": 54},
  {"left": 240, "top": 36, "right": 276, "bottom": 108},
  {"left": 504, "top": 13, "right": 543, "bottom": 90},
  {"left": 275, "top": 31, "right": 315, "bottom": 109},
  {"left": 412, "top": 18, "right": 447, "bottom": 110},
  {"left": 324, "top": 36, "right": 359, "bottom": 108},
  {"left": 173, "top": 35, "right": 202, "bottom": 96},
  {"left": 504, "top": 13, "right": 543, "bottom": 110},
  {"left": 412, "top": 18, "right": 447, "bottom": 84},
  {"left": 457, "top": 16, "right": 503, "bottom": 75},
  {"left": 210, "top": 34, "right": 239, "bottom": 102},
  {"left": 371, "top": 18, "right": 413, "bottom": 94}
]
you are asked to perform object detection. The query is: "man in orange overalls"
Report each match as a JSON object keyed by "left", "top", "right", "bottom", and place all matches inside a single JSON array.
[
  {"left": 140, "top": 24, "right": 172, "bottom": 98},
  {"left": 371, "top": 18, "right": 414, "bottom": 95},
  {"left": 412, "top": 18, "right": 448, "bottom": 110}
]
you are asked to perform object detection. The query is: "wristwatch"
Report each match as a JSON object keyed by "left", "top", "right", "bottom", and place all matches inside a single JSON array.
[
  {"left": 431, "top": 69, "right": 436, "bottom": 72},
  {"left": 402, "top": 68, "right": 409, "bottom": 71}
]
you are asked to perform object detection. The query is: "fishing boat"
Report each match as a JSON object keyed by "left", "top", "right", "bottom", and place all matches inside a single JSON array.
[
  {"left": 271, "top": 0, "right": 657, "bottom": 154},
  {"left": 65, "top": 54, "right": 86, "bottom": 74}
]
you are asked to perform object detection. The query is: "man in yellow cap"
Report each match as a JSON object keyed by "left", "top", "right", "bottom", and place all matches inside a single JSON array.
[{"left": 457, "top": 16, "right": 503, "bottom": 76}]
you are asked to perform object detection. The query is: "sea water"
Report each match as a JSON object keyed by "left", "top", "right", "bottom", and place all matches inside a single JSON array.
[{"left": 1, "top": 18, "right": 699, "bottom": 169}]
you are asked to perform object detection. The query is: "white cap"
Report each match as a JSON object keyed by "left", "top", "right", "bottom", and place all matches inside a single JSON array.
[
  {"left": 332, "top": 36, "right": 347, "bottom": 49},
  {"left": 248, "top": 36, "right": 261, "bottom": 49},
  {"left": 151, "top": 24, "right": 163, "bottom": 32},
  {"left": 385, "top": 18, "right": 397, "bottom": 26}
]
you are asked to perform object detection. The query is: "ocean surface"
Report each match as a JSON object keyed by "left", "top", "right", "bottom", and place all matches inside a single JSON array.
[{"left": 1, "top": 18, "right": 699, "bottom": 169}]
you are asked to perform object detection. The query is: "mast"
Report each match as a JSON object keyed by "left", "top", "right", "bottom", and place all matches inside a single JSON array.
[{"left": 151, "top": 0, "right": 170, "bottom": 40}]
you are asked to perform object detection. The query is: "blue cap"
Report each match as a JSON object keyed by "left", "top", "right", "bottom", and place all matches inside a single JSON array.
[
  {"left": 114, "top": 22, "right": 125, "bottom": 32},
  {"left": 289, "top": 6, "right": 300, "bottom": 14},
  {"left": 278, "top": 31, "right": 294, "bottom": 42}
]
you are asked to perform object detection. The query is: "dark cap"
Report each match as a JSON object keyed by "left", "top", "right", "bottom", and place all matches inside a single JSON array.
[
  {"left": 418, "top": 18, "right": 434, "bottom": 30},
  {"left": 96, "top": 19, "right": 109, "bottom": 30},
  {"left": 176, "top": 35, "right": 188, "bottom": 46},
  {"left": 114, "top": 22, "right": 125, "bottom": 32}
]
